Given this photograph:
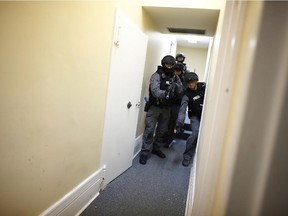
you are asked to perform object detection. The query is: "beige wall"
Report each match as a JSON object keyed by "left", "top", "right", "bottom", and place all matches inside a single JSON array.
[
  {"left": 176, "top": 46, "right": 208, "bottom": 81},
  {"left": 0, "top": 2, "right": 114, "bottom": 215},
  {"left": 0, "top": 1, "right": 161, "bottom": 215},
  {"left": 0, "top": 0, "right": 226, "bottom": 215}
]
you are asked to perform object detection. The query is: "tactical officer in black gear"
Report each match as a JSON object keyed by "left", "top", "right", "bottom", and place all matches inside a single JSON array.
[
  {"left": 174, "top": 62, "right": 185, "bottom": 84},
  {"left": 139, "top": 55, "right": 185, "bottom": 165},
  {"left": 175, "top": 52, "right": 190, "bottom": 74},
  {"left": 175, "top": 72, "right": 206, "bottom": 166},
  {"left": 165, "top": 62, "right": 185, "bottom": 147}
]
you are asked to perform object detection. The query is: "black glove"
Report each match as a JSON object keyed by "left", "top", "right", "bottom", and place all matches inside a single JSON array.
[
  {"left": 170, "top": 82, "right": 176, "bottom": 91},
  {"left": 165, "top": 82, "right": 176, "bottom": 99}
]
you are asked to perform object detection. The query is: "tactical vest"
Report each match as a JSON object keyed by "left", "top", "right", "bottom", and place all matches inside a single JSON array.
[
  {"left": 185, "top": 82, "right": 206, "bottom": 119},
  {"left": 149, "top": 68, "right": 175, "bottom": 107}
]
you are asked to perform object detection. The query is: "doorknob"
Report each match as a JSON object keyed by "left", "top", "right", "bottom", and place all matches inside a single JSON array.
[{"left": 127, "top": 101, "right": 132, "bottom": 109}]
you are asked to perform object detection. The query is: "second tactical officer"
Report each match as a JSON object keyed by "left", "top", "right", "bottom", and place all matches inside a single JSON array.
[
  {"left": 175, "top": 52, "right": 190, "bottom": 74},
  {"left": 139, "top": 55, "right": 185, "bottom": 165},
  {"left": 165, "top": 62, "right": 185, "bottom": 147},
  {"left": 176, "top": 72, "right": 206, "bottom": 167}
]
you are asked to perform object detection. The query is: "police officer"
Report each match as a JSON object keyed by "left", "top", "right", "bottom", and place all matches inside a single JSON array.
[
  {"left": 175, "top": 72, "right": 206, "bottom": 167},
  {"left": 139, "top": 55, "right": 185, "bottom": 165},
  {"left": 165, "top": 62, "right": 185, "bottom": 147},
  {"left": 175, "top": 52, "right": 190, "bottom": 74},
  {"left": 174, "top": 62, "right": 185, "bottom": 84}
]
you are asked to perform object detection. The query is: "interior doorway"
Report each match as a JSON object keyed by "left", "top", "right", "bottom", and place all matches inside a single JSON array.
[{"left": 101, "top": 9, "right": 148, "bottom": 186}]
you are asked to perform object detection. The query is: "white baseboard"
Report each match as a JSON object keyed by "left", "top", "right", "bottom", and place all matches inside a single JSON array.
[
  {"left": 40, "top": 166, "right": 106, "bottom": 216},
  {"left": 40, "top": 135, "right": 142, "bottom": 216},
  {"left": 185, "top": 154, "right": 197, "bottom": 216},
  {"left": 133, "top": 134, "right": 143, "bottom": 159}
]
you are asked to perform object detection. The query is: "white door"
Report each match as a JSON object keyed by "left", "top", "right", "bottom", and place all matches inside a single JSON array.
[{"left": 101, "top": 9, "right": 148, "bottom": 185}]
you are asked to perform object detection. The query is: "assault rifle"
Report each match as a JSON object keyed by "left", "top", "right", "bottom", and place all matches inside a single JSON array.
[{"left": 165, "top": 75, "right": 176, "bottom": 100}]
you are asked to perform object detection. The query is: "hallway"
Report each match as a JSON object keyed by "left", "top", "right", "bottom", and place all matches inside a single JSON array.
[{"left": 80, "top": 139, "right": 192, "bottom": 216}]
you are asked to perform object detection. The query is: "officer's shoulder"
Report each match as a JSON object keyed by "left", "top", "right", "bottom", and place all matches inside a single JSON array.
[
  {"left": 156, "top": 65, "right": 163, "bottom": 72},
  {"left": 154, "top": 66, "right": 164, "bottom": 74},
  {"left": 198, "top": 82, "right": 206, "bottom": 89},
  {"left": 151, "top": 71, "right": 161, "bottom": 80}
]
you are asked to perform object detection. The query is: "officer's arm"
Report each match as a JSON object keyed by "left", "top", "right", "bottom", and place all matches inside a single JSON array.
[
  {"left": 174, "top": 76, "right": 185, "bottom": 94},
  {"left": 150, "top": 73, "right": 166, "bottom": 99},
  {"left": 176, "top": 95, "right": 189, "bottom": 127}
]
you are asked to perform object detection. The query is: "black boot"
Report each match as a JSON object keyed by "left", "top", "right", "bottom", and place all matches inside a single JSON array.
[
  {"left": 151, "top": 149, "right": 166, "bottom": 158},
  {"left": 182, "top": 158, "right": 191, "bottom": 167},
  {"left": 139, "top": 154, "right": 148, "bottom": 165}
]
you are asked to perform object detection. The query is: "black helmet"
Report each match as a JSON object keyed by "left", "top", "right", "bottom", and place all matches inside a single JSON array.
[
  {"left": 174, "top": 62, "right": 184, "bottom": 71},
  {"left": 185, "top": 72, "right": 198, "bottom": 83},
  {"left": 176, "top": 53, "right": 186, "bottom": 62},
  {"left": 161, "top": 55, "right": 176, "bottom": 66}
]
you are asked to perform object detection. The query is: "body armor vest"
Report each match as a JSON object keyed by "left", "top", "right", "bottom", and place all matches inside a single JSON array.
[
  {"left": 149, "top": 67, "right": 175, "bottom": 107},
  {"left": 185, "top": 82, "right": 206, "bottom": 119}
]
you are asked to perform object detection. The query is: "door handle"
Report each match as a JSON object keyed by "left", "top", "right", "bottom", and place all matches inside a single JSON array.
[{"left": 127, "top": 101, "right": 132, "bottom": 109}]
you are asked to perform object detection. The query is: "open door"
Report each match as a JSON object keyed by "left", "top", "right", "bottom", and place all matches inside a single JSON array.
[{"left": 101, "top": 9, "right": 148, "bottom": 186}]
